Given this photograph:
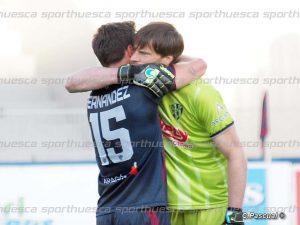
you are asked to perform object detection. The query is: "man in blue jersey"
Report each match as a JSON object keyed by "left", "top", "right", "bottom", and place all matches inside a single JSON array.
[{"left": 66, "top": 21, "right": 206, "bottom": 225}]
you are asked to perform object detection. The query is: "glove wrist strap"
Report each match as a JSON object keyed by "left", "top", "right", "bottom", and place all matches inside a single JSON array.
[{"left": 118, "top": 64, "right": 134, "bottom": 84}]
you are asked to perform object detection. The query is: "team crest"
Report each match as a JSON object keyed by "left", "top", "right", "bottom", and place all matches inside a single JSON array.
[{"left": 170, "top": 103, "right": 183, "bottom": 120}]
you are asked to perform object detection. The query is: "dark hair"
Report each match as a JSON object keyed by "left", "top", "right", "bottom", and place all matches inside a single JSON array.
[
  {"left": 92, "top": 21, "right": 135, "bottom": 67},
  {"left": 134, "top": 22, "right": 184, "bottom": 63}
]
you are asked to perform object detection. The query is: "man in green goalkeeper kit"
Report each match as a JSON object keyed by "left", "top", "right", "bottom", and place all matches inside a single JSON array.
[
  {"left": 158, "top": 83, "right": 246, "bottom": 225},
  {"left": 67, "top": 22, "right": 247, "bottom": 225},
  {"left": 130, "top": 22, "right": 247, "bottom": 225}
]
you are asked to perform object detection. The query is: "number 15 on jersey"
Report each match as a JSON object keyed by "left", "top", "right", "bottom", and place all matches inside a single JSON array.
[{"left": 89, "top": 105, "right": 134, "bottom": 166}]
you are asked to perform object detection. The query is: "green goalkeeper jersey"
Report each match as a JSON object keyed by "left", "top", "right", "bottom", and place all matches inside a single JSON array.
[{"left": 159, "top": 80, "right": 234, "bottom": 210}]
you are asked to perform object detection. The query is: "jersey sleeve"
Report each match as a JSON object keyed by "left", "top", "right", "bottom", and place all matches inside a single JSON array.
[{"left": 194, "top": 85, "right": 234, "bottom": 137}]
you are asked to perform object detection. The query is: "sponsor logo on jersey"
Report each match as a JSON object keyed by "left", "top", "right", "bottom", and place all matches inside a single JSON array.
[
  {"left": 216, "top": 103, "right": 225, "bottom": 114},
  {"left": 160, "top": 119, "right": 188, "bottom": 142},
  {"left": 103, "top": 174, "right": 128, "bottom": 185},
  {"left": 170, "top": 103, "right": 183, "bottom": 120},
  {"left": 211, "top": 103, "right": 230, "bottom": 126}
]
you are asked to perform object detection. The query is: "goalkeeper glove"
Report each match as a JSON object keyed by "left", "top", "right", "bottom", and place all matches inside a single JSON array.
[
  {"left": 117, "top": 64, "right": 175, "bottom": 97},
  {"left": 222, "top": 207, "right": 244, "bottom": 225}
]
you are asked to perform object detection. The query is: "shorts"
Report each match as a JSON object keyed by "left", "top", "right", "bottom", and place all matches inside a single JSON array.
[
  {"left": 96, "top": 207, "right": 171, "bottom": 225},
  {"left": 170, "top": 207, "right": 226, "bottom": 225}
]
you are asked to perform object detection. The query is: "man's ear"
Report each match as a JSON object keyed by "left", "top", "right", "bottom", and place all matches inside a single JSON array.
[
  {"left": 161, "top": 55, "right": 174, "bottom": 66},
  {"left": 126, "top": 45, "right": 134, "bottom": 57}
]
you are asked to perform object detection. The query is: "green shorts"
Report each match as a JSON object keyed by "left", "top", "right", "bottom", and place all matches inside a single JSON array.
[{"left": 170, "top": 207, "right": 226, "bottom": 225}]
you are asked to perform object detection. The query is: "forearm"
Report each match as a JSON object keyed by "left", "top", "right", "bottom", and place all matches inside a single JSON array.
[
  {"left": 174, "top": 57, "right": 207, "bottom": 89},
  {"left": 65, "top": 67, "right": 118, "bottom": 93},
  {"left": 227, "top": 149, "right": 247, "bottom": 208},
  {"left": 213, "top": 126, "right": 247, "bottom": 209}
]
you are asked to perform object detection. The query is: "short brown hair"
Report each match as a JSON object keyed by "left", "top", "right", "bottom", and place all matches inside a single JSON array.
[
  {"left": 134, "top": 22, "right": 184, "bottom": 63},
  {"left": 92, "top": 21, "right": 135, "bottom": 67}
]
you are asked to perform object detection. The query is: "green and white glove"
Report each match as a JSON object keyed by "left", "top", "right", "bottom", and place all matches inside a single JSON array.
[{"left": 117, "top": 64, "right": 176, "bottom": 97}]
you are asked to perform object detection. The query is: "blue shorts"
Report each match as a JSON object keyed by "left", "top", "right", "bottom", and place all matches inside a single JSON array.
[{"left": 96, "top": 207, "right": 170, "bottom": 225}]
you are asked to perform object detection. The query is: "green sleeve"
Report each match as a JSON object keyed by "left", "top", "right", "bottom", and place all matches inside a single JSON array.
[{"left": 195, "top": 84, "right": 234, "bottom": 137}]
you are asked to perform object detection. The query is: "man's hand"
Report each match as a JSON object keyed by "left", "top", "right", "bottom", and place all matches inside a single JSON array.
[
  {"left": 118, "top": 64, "right": 175, "bottom": 97},
  {"left": 222, "top": 208, "right": 244, "bottom": 225}
]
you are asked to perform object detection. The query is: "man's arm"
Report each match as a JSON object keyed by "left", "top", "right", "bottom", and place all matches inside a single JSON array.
[
  {"left": 65, "top": 56, "right": 206, "bottom": 93},
  {"left": 213, "top": 125, "right": 247, "bottom": 208},
  {"left": 65, "top": 67, "right": 118, "bottom": 93},
  {"left": 173, "top": 56, "right": 207, "bottom": 89}
]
